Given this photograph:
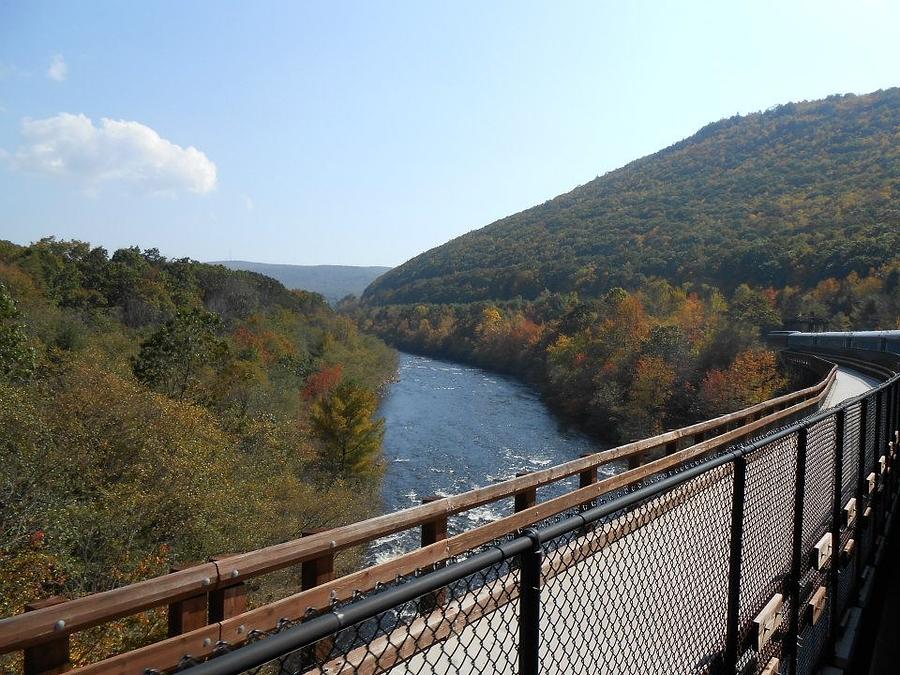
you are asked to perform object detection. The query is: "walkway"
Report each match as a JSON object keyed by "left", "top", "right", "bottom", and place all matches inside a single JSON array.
[{"left": 822, "top": 366, "right": 882, "bottom": 409}]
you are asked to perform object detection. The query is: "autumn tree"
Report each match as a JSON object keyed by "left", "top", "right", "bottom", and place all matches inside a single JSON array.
[
  {"left": 624, "top": 355, "right": 677, "bottom": 438},
  {"left": 700, "top": 348, "right": 787, "bottom": 415},
  {"left": 303, "top": 364, "right": 344, "bottom": 400}
]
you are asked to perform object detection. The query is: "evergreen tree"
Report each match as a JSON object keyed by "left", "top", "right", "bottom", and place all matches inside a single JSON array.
[{"left": 309, "top": 382, "right": 385, "bottom": 475}]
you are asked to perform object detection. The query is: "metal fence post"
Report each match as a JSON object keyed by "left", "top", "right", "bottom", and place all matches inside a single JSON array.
[
  {"left": 787, "top": 427, "right": 809, "bottom": 675},
  {"left": 872, "top": 391, "right": 884, "bottom": 542},
  {"left": 519, "top": 528, "right": 542, "bottom": 675},
  {"left": 722, "top": 453, "right": 747, "bottom": 672},
  {"left": 874, "top": 390, "right": 883, "bottom": 471},
  {"left": 888, "top": 381, "right": 900, "bottom": 493},
  {"left": 829, "top": 409, "right": 845, "bottom": 646},
  {"left": 888, "top": 383, "right": 896, "bottom": 503},
  {"left": 855, "top": 397, "right": 868, "bottom": 586},
  {"left": 891, "top": 382, "right": 897, "bottom": 453}
]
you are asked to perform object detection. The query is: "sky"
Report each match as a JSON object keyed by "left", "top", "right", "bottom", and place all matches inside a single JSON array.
[{"left": 0, "top": 1, "right": 898, "bottom": 267}]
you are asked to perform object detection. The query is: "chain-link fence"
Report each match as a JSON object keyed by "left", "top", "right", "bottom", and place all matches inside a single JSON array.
[{"left": 179, "top": 373, "right": 899, "bottom": 675}]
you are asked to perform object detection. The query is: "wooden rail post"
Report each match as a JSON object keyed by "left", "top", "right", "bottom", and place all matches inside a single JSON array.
[
  {"left": 420, "top": 495, "right": 449, "bottom": 612},
  {"left": 578, "top": 456, "right": 597, "bottom": 493},
  {"left": 515, "top": 471, "right": 537, "bottom": 512},
  {"left": 421, "top": 495, "right": 449, "bottom": 549},
  {"left": 167, "top": 564, "right": 208, "bottom": 637},
  {"left": 300, "top": 529, "right": 335, "bottom": 591},
  {"left": 24, "top": 597, "right": 69, "bottom": 675},
  {"left": 627, "top": 450, "right": 644, "bottom": 470},
  {"left": 300, "top": 529, "right": 336, "bottom": 665},
  {"left": 578, "top": 456, "right": 598, "bottom": 533},
  {"left": 208, "top": 555, "right": 247, "bottom": 623}
]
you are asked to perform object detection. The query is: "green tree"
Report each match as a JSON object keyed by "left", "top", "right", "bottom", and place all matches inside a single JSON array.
[
  {"left": 0, "top": 283, "right": 35, "bottom": 382},
  {"left": 309, "top": 382, "right": 384, "bottom": 475},
  {"left": 132, "top": 309, "right": 226, "bottom": 399}
]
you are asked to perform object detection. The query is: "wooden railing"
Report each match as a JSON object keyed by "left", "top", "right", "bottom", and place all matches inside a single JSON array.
[{"left": 0, "top": 359, "right": 837, "bottom": 675}]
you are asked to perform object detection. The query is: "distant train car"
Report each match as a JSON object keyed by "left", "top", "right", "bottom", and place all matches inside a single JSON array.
[
  {"left": 774, "top": 330, "right": 900, "bottom": 356},
  {"left": 815, "top": 333, "right": 850, "bottom": 350},
  {"left": 766, "top": 331, "right": 797, "bottom": 350},
  {"left": 787, "top": 333, "right": 816, "bottom": 349},
  {"left": 886, "top": 334, "right": 900, "bottom": 355}
]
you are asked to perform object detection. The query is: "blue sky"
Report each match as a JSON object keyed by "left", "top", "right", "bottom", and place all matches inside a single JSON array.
[{"left": 1, "top": 1, "right": 898, "bottom": 267}]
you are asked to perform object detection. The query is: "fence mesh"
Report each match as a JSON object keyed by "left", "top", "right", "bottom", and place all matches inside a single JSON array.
[
  {"left": 539, "top": 463, "right": 733, "bottom": 675},
  {"left": 173, "top": 378, "right": 898, "bottom": 675}
]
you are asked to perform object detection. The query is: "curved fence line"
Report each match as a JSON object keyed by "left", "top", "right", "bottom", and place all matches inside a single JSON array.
[{"left": 159, "top": 340, "right": 900, "bottom": 675}]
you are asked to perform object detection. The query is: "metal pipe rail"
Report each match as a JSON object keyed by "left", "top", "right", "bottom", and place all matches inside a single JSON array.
[
  {"left": 159, "top": 346, "right": 900, "bottom": 675},
  {"left": 0, "top": 358, "right": 837, "bottom": 674}
]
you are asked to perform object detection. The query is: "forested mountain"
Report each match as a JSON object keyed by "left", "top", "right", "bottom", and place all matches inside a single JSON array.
[
  {"left": 213, "top": 260, "right": 390, "bottom": 304},
  {"left": 0, "top": 238, "right": 395, "bottom": 665},
  {"left": 364, "top": 89, "right": 899, "bottom": 305},
  {"left": 357, "top": 88, "right": 900, "bottom": 447}
]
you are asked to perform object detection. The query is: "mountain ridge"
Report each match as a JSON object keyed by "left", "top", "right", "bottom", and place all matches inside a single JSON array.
[
  {"left": 363, "top": 88, "right": 900, "bottom": 305},
  {"left": 211, "top": 260, "right": 391, "bottom": 304}
]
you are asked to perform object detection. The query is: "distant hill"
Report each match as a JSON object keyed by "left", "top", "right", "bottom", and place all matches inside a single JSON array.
[
  {"left": 211, "top": 261, "right": 391, "bottom": 303},
  {"left": 364, "top": 88, "right": 900, "bottom": 305}
]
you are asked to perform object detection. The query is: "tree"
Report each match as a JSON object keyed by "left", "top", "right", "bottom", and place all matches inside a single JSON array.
[
  {"left": 700, "top": 348, "right": 787, "bottom": 415},
  {"left": 729, "top": 284, "right": 781, "bottom": 332},
  {"left": 0, "top": 283, "right": 35, "bottom": 382},
  {"left": 624, "top": 355, "right": 677, "bottom": 437},
  {"left": 302, "top": 364, "right": 343, "bottom": 400},
  {"left": 309, "top": 382, "right": 384, "bottom": 475},
  {"left": 132, "top": 309, "right": 226, "bottom": 400}
]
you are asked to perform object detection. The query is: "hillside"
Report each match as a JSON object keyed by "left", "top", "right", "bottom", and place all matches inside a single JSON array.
[
  {"left": 212, "top": 260, "right": 390, "bottom": 304},
  {"left": 364, "top": 89, "right": 900, "bottom": 305},
  {"left": 0, "top": 238, "right": 395, "bottom": 664}
]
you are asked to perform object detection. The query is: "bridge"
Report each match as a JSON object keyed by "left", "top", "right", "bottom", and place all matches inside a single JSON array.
[{"left": 2, "top": 331, "right": 899, "bottom": 675}]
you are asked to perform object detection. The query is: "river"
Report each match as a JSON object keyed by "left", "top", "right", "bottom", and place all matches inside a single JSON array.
[{"left": 370, "top": 352, "right": 616, "bottom": 563}]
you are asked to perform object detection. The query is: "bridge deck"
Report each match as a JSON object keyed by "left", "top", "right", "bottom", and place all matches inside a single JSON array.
[{"left": 823, "top": 366, "right": 882, "bottom": 408}]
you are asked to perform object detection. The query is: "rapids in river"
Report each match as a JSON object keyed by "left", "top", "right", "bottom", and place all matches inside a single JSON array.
[{"left": 370, "top": 352, "right": 616, "bottom": 562}]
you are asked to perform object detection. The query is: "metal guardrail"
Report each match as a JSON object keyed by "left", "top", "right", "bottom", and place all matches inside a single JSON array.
[
  {"left": 0, "top": 355, "right": 837, "bottom": 674},
  {"left": 163, "top": 344, "right": 900, "bottom": 675}
]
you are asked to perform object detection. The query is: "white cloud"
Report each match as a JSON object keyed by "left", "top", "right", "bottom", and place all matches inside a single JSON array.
[
  {"left": 6, "top": 113, "right": 217, "bottom": 195},
  {"left": 243, "top": 194, "right": 254, "bottom": 211},
  {"left": 47, "top": 54, "right": 67, "bottom": 81}
]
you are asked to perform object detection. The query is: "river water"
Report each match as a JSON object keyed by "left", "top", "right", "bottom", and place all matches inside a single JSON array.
[{"left": 370, "top": 352, "right": 615, "bottom": 563}]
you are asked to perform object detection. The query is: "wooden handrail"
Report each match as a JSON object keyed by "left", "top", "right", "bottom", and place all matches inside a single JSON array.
[
  {"left": 67, "top": 376, "right": 834, "bottom": 675},
  {"left": 0, "top": 362, "right": 836, "bottom": 668}
]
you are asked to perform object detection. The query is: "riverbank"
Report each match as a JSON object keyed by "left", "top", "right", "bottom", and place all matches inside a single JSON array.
[{"left": 357, "top": 296, "right": 801, "bottom": 448}]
